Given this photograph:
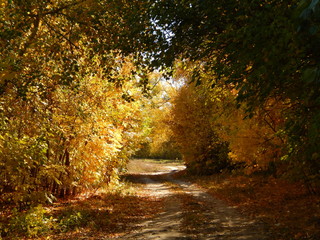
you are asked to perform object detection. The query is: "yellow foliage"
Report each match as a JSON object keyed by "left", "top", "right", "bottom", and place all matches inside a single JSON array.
[
  {"left": 169, "top": 60, "right": 286, "bottom": 173},
  {"left": 215, "top": 96, "right": 286, "bottom": 170},
  {"left": 0, "top": 49, "right": 149, "bottom": 202}
]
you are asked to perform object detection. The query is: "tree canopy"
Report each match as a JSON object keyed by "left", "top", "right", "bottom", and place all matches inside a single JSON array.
[
  {"left": 148, "top": 0, "right": 320, "bottom": 181},
  {"left": 1, "top": 0, "right": 320, "bottom": 207},
  {"left": 0, "top": 0, "right": 158, "bottom": 206}
]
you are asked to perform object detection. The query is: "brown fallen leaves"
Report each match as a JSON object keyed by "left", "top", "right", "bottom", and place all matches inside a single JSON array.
[
  {"left": 1, "top": 186, "right": 164, "bottom": 240},
  {"left": 185, "top": 172, "right": 320, "bottom": 240},
  {"left": 49, "top": 191, "right": 163, "bottom": 240}
]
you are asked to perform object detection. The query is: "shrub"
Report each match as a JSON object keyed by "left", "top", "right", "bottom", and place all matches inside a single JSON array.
[{"left": 7, "top": 205, "right": 56, "bottom": 238}]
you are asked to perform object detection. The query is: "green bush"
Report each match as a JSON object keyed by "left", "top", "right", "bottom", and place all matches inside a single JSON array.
[
  {"left": 7, "top": 205, "right": 56, "bottom": 238},
  {"left": 58, "top": 211, "right": 86, "bottom": 232},
  {"left": 3, "top": 206, "right": 92, "bottom": 238}
]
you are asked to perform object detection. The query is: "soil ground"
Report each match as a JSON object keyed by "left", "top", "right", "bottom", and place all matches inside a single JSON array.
[
  {"left": 3, "top": 159, "right": 319, "bottom": 239},
  {"left": 122, "top": 159, "right": 271, "bottom": 239}
]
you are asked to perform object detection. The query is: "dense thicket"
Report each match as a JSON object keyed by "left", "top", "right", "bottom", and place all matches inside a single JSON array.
[
  {"left": 133, "top": 79, "right": 181, "bottom": 160},
  {"left": 168, "top": 76, "right": 230, "bottom": 174},
  {"left": 0, "top": 0, "right": 157, "bottom": 207},
  {"left": 2, "top": 0, "right": 320, "bottom": 207},
  {"left": 148, "top": 0, "right": 320, "bottom": 186},
  {"left": 169, "top": 63, "right": 286, "bottom": 175}
]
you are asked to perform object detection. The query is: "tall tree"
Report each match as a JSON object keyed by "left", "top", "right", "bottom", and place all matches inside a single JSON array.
[
  {"left": 169, "top": 64, "right": 230, "bottom": 174},
  {"left": 148, "top": 0, "right": 320, "bottom": 182},
  {"left": 0, "top": 0, "right": 156, "bottom": 206}
]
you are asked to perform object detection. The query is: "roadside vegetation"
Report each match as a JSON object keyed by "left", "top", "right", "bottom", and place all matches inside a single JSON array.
[
  {"left": 177, "top": 170, "right": 320, "bottom": 240},
  {"left": 1, "top": 1, "right": 320, "bottom": 239},
  {"left": 0, "top": 177, "right": 163, "bottom": 240}
]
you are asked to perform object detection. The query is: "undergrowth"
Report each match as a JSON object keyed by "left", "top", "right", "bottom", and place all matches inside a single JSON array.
[
  {"left": 1, "top": 205, "right": 88, "bottom": 238},
  {"left": 0, "top": 180, "right": 162, "bottom": 239}
]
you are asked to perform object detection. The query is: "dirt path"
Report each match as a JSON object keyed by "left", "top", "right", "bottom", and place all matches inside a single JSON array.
[{"left": 123, "top": 162, "right": 271, "bottom": 239}]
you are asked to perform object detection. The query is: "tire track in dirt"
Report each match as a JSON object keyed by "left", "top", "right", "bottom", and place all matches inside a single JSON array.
[
  {"left": 123, "top": 165, "right": 271, "bottom": 239},
  {"left": 170, "top": 178, "right": 270, "bottom": 239},
  {"left": 123, "top": 169, "right": 187, "bottom": 239}
]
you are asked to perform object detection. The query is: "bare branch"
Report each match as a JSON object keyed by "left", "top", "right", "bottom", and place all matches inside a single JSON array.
[
  {"left": 19, "top": 15, "right": 40, "bottom": 57},
  {"left": 42, "top": 0, "right": 88, "bottom": 16},
  {"left": 43, "top": 18, "right": 80, "bottom": 50}
]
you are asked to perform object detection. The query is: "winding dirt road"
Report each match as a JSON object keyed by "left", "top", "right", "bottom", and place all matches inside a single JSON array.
[{"left": 123, "top": 161, "right": 271, "bottom": 240}]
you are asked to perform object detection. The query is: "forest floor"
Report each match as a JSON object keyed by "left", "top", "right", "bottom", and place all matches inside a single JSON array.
[
  {"left": 122, "top": 160, "right": 270, "bottom": 239},
  {"left": 123, "top": 159, "right": 320, "bottom": 240},
  {"left": 2, "top": 159, "right": 320, "bottom": 239}
]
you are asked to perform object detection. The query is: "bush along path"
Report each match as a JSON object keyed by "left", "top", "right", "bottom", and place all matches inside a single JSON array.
[
  {"left": 6, "top": 159, "right": 315, "bottom": 239},
  {"left": 123, "top": 162, "right": 271, "bottom": 239}
]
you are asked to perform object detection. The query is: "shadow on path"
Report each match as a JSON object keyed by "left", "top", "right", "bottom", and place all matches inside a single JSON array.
[{"left": 122, "top": 165, "right": 271, "bottom": 240}]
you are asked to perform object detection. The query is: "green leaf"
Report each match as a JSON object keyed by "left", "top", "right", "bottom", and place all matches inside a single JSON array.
[
  {"left": 309, "top": 25, "right": 319, "bottom": 35},
  {"left": 309, "top": 0, "right": 320, "bottom": 11},
  {"left": 300, "top": 0, "right": 320, "bottom": 19},
  {"left": 302, "top": 68, "right": 317, "bottom": 83}
]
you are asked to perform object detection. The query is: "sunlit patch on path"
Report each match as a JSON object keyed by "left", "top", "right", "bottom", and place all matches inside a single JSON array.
[{"left": 123, "top": 160, "right": 271, "bottom": 239}]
